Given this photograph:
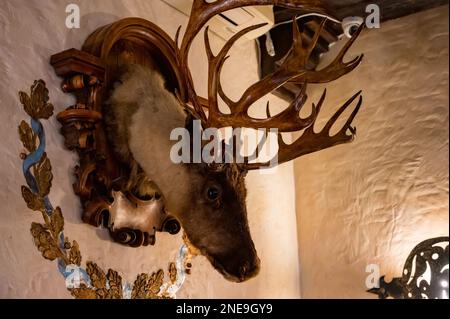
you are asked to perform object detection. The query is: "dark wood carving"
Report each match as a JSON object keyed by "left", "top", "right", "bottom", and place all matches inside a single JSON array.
[{"left": 50, "top": 18, "right": 185, "bottom": 246}]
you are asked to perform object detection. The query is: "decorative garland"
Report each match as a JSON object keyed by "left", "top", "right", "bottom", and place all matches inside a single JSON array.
[{"left": 18, "top": 79, "right": 189, "bottom": 299}]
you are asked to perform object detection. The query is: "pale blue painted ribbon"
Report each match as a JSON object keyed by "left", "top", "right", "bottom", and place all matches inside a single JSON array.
[
  {"left": 21, "top": 117, "right": 90, "bottom": 284},
  {"left": 22, "top": 118, "right": 53, "bottom": 214}
]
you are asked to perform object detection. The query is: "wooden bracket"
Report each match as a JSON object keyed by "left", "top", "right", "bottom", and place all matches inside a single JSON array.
[{"left": 50, "top": 18, "right": 185, "bottom": 247}]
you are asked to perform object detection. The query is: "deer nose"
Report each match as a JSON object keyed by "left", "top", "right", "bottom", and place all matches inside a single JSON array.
[{"left": 238, "top": 257, "right": 260, "bottom": 282}]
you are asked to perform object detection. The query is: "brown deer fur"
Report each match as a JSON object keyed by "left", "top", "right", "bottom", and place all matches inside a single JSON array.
[{"left": 105, "top": 64, "right": 260, "bottom": 282}]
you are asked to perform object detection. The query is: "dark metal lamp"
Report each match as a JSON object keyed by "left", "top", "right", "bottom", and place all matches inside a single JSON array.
[{"left": 369, "top": 236, "right": 449, "bottom": 299}]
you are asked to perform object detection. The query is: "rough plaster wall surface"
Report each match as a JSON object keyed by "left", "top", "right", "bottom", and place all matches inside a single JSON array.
[
  {"left": 0, "top": 0, "right": 299, "bottom": 298},
  {"left": 294, "top": 6, "right": 449, "bottom": 298}
]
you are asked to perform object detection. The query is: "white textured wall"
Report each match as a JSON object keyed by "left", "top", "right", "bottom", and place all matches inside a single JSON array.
[
  {"left": 294, "top": 6, "right": 449, "bottom": 298},
  {"left": 3, "top": 0, "right": 446, "bottom": 300},
  {"left": 0, "top": 0, "right": 299, "bottom": 298}
]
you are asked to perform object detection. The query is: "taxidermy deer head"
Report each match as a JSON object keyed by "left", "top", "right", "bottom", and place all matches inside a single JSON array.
[{"left": 105, "top": 0, "right": 364, "bottom": 282}]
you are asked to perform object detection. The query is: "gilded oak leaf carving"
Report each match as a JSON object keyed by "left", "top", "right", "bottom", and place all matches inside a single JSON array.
[{"left": 18, "top": 80, "right": 54, "bottom": 119}]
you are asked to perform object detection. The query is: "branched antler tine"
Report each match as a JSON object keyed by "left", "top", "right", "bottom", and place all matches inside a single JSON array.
[
  {"left": 180, "top": 0, "right": 334, "bottom": 56},
  {"left": 216, "top": 55, "right": 230, "bottom": 85},
  {"left": 261, "top": 84, "right": 316, "bottom": 132},
  {"left": 345, "top": 53, "right": 364, "bottom": 78},
  {"left": 266, "top": 101, "right": 271, "bottom": 117},
  {"left": 243, "top": 133, "right": 279, "bottom": 170},
  {"left": 218, "top": 81, "right": 235, "bottom": 107},
  {"left": 309, "top": 88, "right": 326, "bottom": 124},
  {"left": 342, "top": 94, "right": 362, "bottom": 135},
  {"left": 204, "top": 26, "right": 215, "bottom": 61},
  {"left": 234, "top": 69, "right": 292, "bottom": 115},
  {"left": 291, "top": 24, "right": 364, "bottom": 84},
  {"left": 322, "top": 90, "right": 362, "bottom": 134},
  {"left": 281, "top": 17, "right": 307, "bottom": 68},
  {"left": 297, "top": 84, "right": 318, "bottom": 128},
  {"left": 291, "top": 16, "right": 303, "bottom": 52},
  {"left": 295, "top": 82, "right": 308, "bottom": 112},
  {"left": 178, "top": 0, "right": 352, "bottom": 136},
  {"left": 277, "top": 132, "right": 287, "bottom": 148},
  {"left": 218, "top": 23, "right": 267, "bottom": 61},
  {"left": 243, "top": 129, "right": 269, "bottom": 163},
  {"left": 186, "top": 71, "right": 207, "bottom": 124},
  {"left": 242, "top": 161, "right": 271, "bottom": 170},
  {"left": 206, "top": 23, "right": 267, "bottom": 122},
  {"left": 276, "top": 91, "right": 363, "bottom": 165},
  {"left": 280, "top": 83, "right": 317, "bottom": 131},
  {"left": 175, "top": 25, "right": 182, "bottom": 49},
  {"left": 232, "top": 16, "right": 318, "bottom": 117},
  {"left": 204, "top": 23, "right": 267, "bottom": 64},
  {"left": 242, "top": 133, "right": 272, "bottom": 169},
  {"left": 208, "top": 54, "right": 232, "bottom": 117},
  {"left": 204, "top": 26, "right": 221, "bottom": 119},
  {"left": 305, "top": 18, "right": 327, "bottom": 60},
  {"left": 335, "top": 24, "right": 364, "bottom": 64}
]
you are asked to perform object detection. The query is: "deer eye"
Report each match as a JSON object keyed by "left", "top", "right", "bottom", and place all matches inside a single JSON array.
[{"left": 206, "top": 187, "right": 221, "bottom": 201}]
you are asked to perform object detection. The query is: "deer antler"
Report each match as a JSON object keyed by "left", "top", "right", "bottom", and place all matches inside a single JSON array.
[
  {"left": 276, "top": 89, "right": 363, "bottom": 165},
  {"left": 176, "top": 0, "right": 336, "bottom": 124},
  {"left": 176, "top": 0, "right": 365, "bottom": 169},
  {"left": 178, "top": 0, "right": 333, "bottom": 60}
]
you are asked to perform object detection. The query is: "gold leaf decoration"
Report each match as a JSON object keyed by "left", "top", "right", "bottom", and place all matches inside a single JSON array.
[
  {"left": 18, "top": 120, "right": 37, "bottom": 153},
  {"left": 107, "top": 269, "right": 123, "bottom": 299},
  {"left": 21, "top": 186, "right": 44, "bottom": 212},
  {"left": 148, "top": 269, "right": 165, "bottom": 296},
  {"left": 131, "top": 270, "right": 165, "bottom": 299},
  {"left": 70, "top": 284, "right": 98, "bottom": 299},
  {"left": 34, "top": 153, "right": 52, "bottom": 197},
  {"left": 86, "top": 262, "right": 107, "bottom": 290},
  {"left": 50, "top": 207, "right": 64, "bottom": 236},
  {"left": 68, "top": 240, "right": 82, "bottom": 266},
  {"left": 169, "top": 262, "right": 177, "bottom": 283},
  {"left": 18, "top": 91, "right": 32, "bottom": 118},
  {"left": 19, "top": 80, "right": 54, "bottom": 119},
  {"left": 30, "top": 222, "right": 61, "bottom": 261},
  {"left": 95, "top": 288, "right": 109, "bottom": 299},
  {"left": 131, "top": 273, "right": 149, "bottom": 299}
]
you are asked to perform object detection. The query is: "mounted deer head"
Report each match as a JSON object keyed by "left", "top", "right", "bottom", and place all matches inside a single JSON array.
[
  {"left": 53, "top": 0, "right": 364, "bottom": 283},
  {"left": 152, "top": 1, "right": 362, "bottom": 282}
]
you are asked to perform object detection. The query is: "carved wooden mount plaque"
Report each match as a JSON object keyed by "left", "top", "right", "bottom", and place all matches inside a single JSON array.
[{"left": 50, "top": 18, "right": 186, "bottom": 247}]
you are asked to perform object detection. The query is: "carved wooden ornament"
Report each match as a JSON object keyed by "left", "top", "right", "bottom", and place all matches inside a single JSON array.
[{"left": 50, "top": 18, "right": 186, "bottom": 247}]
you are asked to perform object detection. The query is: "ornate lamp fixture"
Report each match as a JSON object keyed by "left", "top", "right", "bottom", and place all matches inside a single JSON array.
[{"left": 369, "top": 236, "right": 449, "bottom": 299}]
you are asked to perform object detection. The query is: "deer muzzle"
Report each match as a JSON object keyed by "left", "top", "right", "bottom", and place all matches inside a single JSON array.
[{"left": 207, "top": 248, "right": 261, "bottom": 283}]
